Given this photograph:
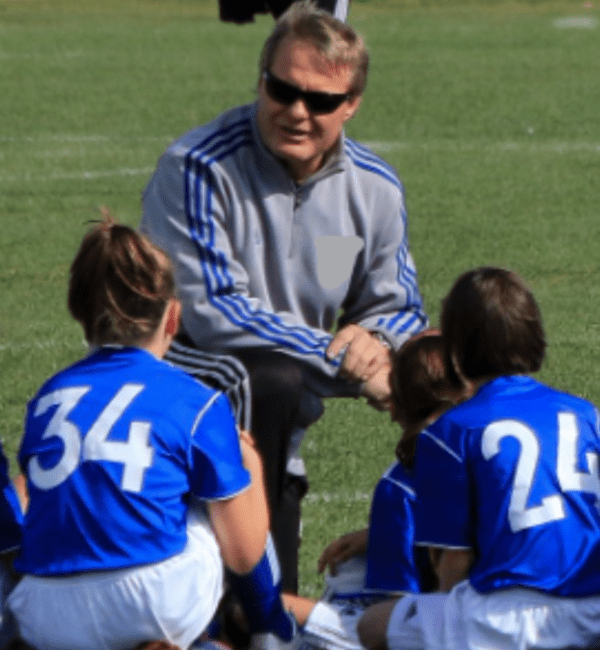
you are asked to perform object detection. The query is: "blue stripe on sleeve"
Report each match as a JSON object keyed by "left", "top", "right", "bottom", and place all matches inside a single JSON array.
[
  {"left": 345, "top": 140, "right": 426, "bottom": 337},
  {"left": 344, "top": 139, "right": 403, "bottom": 190}
]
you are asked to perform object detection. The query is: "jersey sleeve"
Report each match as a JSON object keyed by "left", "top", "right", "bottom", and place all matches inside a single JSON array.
[
  {"left": 188, "top": 391, "right": 251, "bottom": 500},
  {"left": 413, "top": 420, "right": 473, "bottom": 550},
  {"left": 365, "top": 463, "right": 421, "bottom": 593}
]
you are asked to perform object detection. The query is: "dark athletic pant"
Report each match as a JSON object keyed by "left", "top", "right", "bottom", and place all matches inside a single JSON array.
[
  {"left": 234, "top": 350, "right": 319, "bottom": 594},
  {"left": 167, "top": 337, "right": 319, "bottom": 593}
]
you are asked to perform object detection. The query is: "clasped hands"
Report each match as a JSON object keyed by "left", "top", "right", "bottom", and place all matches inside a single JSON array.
[{"left": 326, "top": 324, "right": 392, "bottom": 411}]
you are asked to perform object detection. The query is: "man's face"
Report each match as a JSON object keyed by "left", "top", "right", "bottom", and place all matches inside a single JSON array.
[{"left": 257, "top": 36, "right": 362, "bottom": 184}]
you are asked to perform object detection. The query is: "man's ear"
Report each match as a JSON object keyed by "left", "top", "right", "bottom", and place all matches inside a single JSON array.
[{"left": 343, "top": 94, "right": 362, "bottom": 122}]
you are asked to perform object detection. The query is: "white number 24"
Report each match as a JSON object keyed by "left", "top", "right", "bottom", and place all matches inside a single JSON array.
[
  {"left": 481, "top": 413, "right": 600, "bottom": 532},
  {"left": 28, "top": 384, "right": 154, "bottom": 493}
]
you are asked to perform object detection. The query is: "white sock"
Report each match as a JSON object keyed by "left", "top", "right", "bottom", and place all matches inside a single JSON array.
[{"left": 302, "top": 601, "right": 363, "bottom": 650}]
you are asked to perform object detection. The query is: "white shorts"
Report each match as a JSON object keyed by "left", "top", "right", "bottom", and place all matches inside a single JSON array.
[
  {"left": 321, "top": 555, "right": 368, "bottom": 602},
  {"left": 301, "top": 556, "right": 396, "bottom": 650},
  {"left": 8, "top": 507, "right": 224, "bottom": 650},
  {"left": 387, "top": 580, "right": 600, "bottom": 650}
]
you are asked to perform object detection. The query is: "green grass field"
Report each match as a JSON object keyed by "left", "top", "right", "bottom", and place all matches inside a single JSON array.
[{"left": 1, "top": 0, "right": 599, "bottom": 598}]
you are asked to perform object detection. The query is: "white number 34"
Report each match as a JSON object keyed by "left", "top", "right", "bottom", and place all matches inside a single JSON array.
[
  {"left": 482, "top": 413, "right": 600, "bottom": 532},
  {"left": 28, "top": 384, "right": 154, "bottom": 493}
]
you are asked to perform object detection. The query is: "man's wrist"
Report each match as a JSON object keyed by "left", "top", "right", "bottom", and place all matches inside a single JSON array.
[{"left": 370, "top": 331, "right": 392, "bottom": 349}]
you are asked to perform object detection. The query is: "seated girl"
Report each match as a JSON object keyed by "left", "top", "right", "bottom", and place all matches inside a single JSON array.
[{"left": 7, "top": 218, "right": 293, "bottom": 650}]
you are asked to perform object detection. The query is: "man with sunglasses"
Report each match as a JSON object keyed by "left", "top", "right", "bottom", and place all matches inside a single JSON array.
[{"left": 141, "top": 0, "right": 428, "bottom": 596}]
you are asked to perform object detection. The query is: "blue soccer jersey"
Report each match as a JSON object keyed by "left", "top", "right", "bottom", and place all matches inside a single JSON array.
[
  {"left": 414, "top": 375, "right": 600, "bottom": 597},
  {"left": 366, "top": 461, "right": 431, "bottom": 594},
  {"left": 15, "top": 346, "right": 251, "bottom": 576}
]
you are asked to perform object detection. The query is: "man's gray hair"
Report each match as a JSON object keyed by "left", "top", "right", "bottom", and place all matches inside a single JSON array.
[{"left": 259, "top": 0, "right": 369, "bottom": 96}]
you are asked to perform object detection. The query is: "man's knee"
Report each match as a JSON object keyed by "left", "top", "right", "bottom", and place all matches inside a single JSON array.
[{"left": 238, "top": 351, "right": 304, "bottom": 405}]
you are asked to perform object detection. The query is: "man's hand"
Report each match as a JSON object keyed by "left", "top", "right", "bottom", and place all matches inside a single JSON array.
[
  {"left": 360, "top": 363, "right": 392, "bottom": 411},
  {"left": 326, "top": 324, "right": 391, "bottom": 383}
]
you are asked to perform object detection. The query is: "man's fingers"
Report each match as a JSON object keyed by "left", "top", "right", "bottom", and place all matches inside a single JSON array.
[
  {"left": 360, "top": 364, "right": 392, "bottom": 405},
  {"left": 326, "top": 324, "right": 361, "bottom": 360},
  {"left": 342, "top": 338, "right": 390, "bottom": 381},
  {"left": 345, "top": 344, "right": 389, "bottom": 381},
  {"left": 328, "top": 325, "right": 392, "bottom": 383}
]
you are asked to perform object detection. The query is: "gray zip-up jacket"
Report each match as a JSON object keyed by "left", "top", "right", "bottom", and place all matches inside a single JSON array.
[{"left": 141, "top": 103, "right": 427, "bottom": 399}]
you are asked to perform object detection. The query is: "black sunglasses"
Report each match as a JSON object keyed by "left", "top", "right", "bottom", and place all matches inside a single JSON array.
[{"left": 263, "top": 70, "right": 351, "bottom": 115}]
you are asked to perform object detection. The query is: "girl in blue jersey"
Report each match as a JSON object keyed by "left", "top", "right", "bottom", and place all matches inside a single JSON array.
[
  {"left": 266, "top": 335, "right": 465, "bottom": 650},
  {"left": 359, "top": 267, "right": 600, "bottom": 650},
  {"left": 315, "top": 334, "right": 462, "bottom": 595},
  {"left": 7, "top": 218, "right": 294, "bottom": 650}
]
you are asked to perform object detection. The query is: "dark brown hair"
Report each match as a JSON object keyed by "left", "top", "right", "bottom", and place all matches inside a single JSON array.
[
  {"left": 392, "top": 334, "right": 459, "bottom": 467},
  {"left": 259, "top": 0, "right": 369, "bottom": 97},
  {"left": 68, "top": 214, "right": 175, "bottom": 346},
  {"left": 441, "top": 267, "right": 546, "bottom": 386}
]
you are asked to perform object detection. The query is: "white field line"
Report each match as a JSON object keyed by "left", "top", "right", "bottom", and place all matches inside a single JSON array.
[
  {"left": 0, "top": 50, "right": 87, "bottom": 60},
  {"left": 1, "top": 140, "right": 599, "bottom": 184},
  {"left": 364, "top": 141, "right": 600, "bottom": 154},
  {"left": 0, "top": 14, "right": 594, "bottom": 58},
  {"left": 553, "top": 17, "right": 597, "bottom": 28},
  {"left": 0, "top": 340, "right": 87, "bottom": 353},
  {"left": 303, "top": 490, "right": 371, "bottom": 505},
  {"left": 2, "top": 134, "right": 600, "bottom": 151},
  {"left": 0, "top": 167, "right": 154, "bottom": 183},
  {"left": 0, "top": 135, "right": 172, "bottom": 143}
]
